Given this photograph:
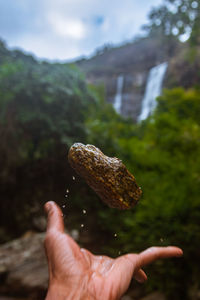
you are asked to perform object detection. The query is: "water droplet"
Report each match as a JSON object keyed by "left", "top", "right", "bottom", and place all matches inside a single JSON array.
[
  {"left": 80, "top": 224, "right": 84, "bottom": 228},
  {"left": 62, "top": 205, "right": 66, "bottom": 208},
  {"left": 118, "top": 251, "right": 121, "bottom": 255},
  {"left": 71, "top": 229, "right": 79, "bottom": 241},
  {"left": 66, "top": 189, "right": 69, "bottom": 193},
  {"left": 65, "top": 194, "right": 68, "bottom": 198},
  {"left": 82, "top": 209, "right": 87, "bottom": 214},
  {"left": 72, "top": 176, "right": 75, "bottom": 180},
  {"left": 114, "top": 233, "right": 117, "bottom": 237},
  {"left": 160, "top": 238, "right": 164, "bottom": 242}
]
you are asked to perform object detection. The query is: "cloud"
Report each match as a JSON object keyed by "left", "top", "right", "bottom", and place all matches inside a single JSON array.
[
  {"left": 0, "top": 0, "right": 163, "bottom": 60},
  {"left": 48, "top": 12, "right": 87, "bottom": 39},
  {"left": 14, "top": 34, "right": 81, "bottom": 61}
]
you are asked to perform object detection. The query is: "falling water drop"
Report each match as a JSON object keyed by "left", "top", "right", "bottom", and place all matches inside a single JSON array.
[
  {"left": 65, "top": 194, "right": 68, "bottom": 198},
  {"left": 62, "top": 205, "right": 66, "bottom": 208},
  {"left": 66, "top": 189, "right": 69, "bottom": 193},
  {"left": 72, "top": 176, "right": 75, "bottom": 180},
  {"left": 80, "top": 224, "right": 84, "bottom": 228},
  {"left": 114, "top": 233, "right": 117, "bottom": 238},
  {"left": 82, "top": 209, "right": 87, "bottom": 214},
  {"left": 118, "top": 251, "right": 121, "bottom": 255}
]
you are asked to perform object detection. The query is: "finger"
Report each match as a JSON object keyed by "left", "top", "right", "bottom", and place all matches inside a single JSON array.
[
  {"left": 134, "top": 268, "right": 147, "bottom": 283},
  {"left": 44, "top": 201, "right": 64, "bottom": 233},
  {"left": 136, "top": 246, "right": 183, "bottom": 269}
]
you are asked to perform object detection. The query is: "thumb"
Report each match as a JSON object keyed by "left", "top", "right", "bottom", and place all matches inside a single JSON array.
[
  {"left": 44, "top": 201, "right": 64, "bottom": 233},
  {"left": 108, "top": 254, "right": 139, "bottom": 296}
]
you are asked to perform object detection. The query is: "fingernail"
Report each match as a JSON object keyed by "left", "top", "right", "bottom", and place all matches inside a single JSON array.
[
  {"left": 178, "top": 249, "right": 183, "bottom": 256},
  {"left": 45, "top": 201, "right": 54, "bottom": 212}
]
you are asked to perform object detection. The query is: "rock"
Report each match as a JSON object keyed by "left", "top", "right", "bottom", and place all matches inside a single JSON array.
[
  {"left": 140, "top": 291, "right": 166, "bottom": 300},
  {"left": 68, "top": 143, "right": 142, "bottom": 209},
  {"left": 0, "top": 232, "right": 48, "bottom": 299},
  {"left": 188, "top": 283, "right": 200, "bottom": 300},
  {"left": 32, "top": 216, "right": 47, "bottom": 232},
  {"left": 121, "top": 296, "right": 133, "bottom": 300}
]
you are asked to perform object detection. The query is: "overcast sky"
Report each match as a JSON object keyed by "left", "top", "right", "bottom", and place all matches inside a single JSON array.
[{"left": 0, "top": 0, "right": 163, "bottom": 61}]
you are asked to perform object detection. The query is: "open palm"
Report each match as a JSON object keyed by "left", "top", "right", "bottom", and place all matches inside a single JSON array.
[{"left": 44, "top": 201, "right": 183, "bottom": 300}]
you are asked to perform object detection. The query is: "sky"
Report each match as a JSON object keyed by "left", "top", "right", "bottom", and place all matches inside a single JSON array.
[{"left": 0, "top": 0, "right": 163, "bottom": 61}]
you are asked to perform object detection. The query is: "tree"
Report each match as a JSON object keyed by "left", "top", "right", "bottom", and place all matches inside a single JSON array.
[
  {"left": 0, "top": 40, "right": 95, "bottom": 239},
  {"left": 99, "top": 88, "right": 200, "bottom": 298},
  {"left": 144, "top": 0, "right": 200, "bottom": 45}
]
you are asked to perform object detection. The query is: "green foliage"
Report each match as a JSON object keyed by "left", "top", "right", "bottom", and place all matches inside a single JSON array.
[
  {"left": 95, "top": 88, "right": 200, "bottom": 298},
  {"left": 0, "top": 40, "right": 95, "bottom": 235},
  {"left": 144, "top": 0, "right": 200, "bottom": 46}
]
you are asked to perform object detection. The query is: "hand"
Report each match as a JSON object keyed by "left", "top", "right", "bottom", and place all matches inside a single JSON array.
[{"left": 44, "top": 201, "right": 183, "bottom": 300}]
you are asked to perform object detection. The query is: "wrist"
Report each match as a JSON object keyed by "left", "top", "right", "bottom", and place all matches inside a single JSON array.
[{"left": 46, "top": 286, "right": 81, "bottom": 300}]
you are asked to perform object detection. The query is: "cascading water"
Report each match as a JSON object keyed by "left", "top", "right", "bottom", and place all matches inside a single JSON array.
[
  {"left": 113, "top": 75, "right": 124, "bottom": 114},
  {"left": 138, "top": 62, "right": 168, "bottom": 121}
]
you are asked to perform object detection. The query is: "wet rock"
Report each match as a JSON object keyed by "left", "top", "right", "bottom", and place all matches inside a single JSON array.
[{"left": 68, "top": 143, "right": 142, "bottom": 209}]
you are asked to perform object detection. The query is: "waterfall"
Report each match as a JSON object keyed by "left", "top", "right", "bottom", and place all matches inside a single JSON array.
[
  {"left": 138, "top": 62, "right": 168, "bottom": 121},
  {"left": 113, "top": 75, "right": 124, "bottom": 114}
]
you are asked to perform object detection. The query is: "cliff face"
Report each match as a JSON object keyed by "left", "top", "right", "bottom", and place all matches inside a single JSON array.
[
  {"left": 166, "top": 43, "right": 200, "bottom": 89},
  {"left": 76, "top": 36, "right": 181, "bottom": 121}
]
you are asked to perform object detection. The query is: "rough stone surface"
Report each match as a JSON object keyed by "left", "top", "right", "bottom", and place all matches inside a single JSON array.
[
  {"left": 68, "top": 143, "right": 142, "bottom": 209},
  {"left": 0, "top": 232, "right": 48, "bottom": 299}
]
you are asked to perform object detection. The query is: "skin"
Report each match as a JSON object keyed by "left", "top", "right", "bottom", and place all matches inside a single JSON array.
[{"left": 44, "top": 201, "right": 183, "bottom": 300}]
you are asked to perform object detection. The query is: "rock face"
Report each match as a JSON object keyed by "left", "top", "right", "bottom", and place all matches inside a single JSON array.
[
  {"left": 166, "top": 43, "right": 200, "bottom": 89},
  {"left": 77, "top": 36, "right": 180, "bottom": 121},
  {"left": 0, "top": 232, "right": 48, "bottom": 299}
]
